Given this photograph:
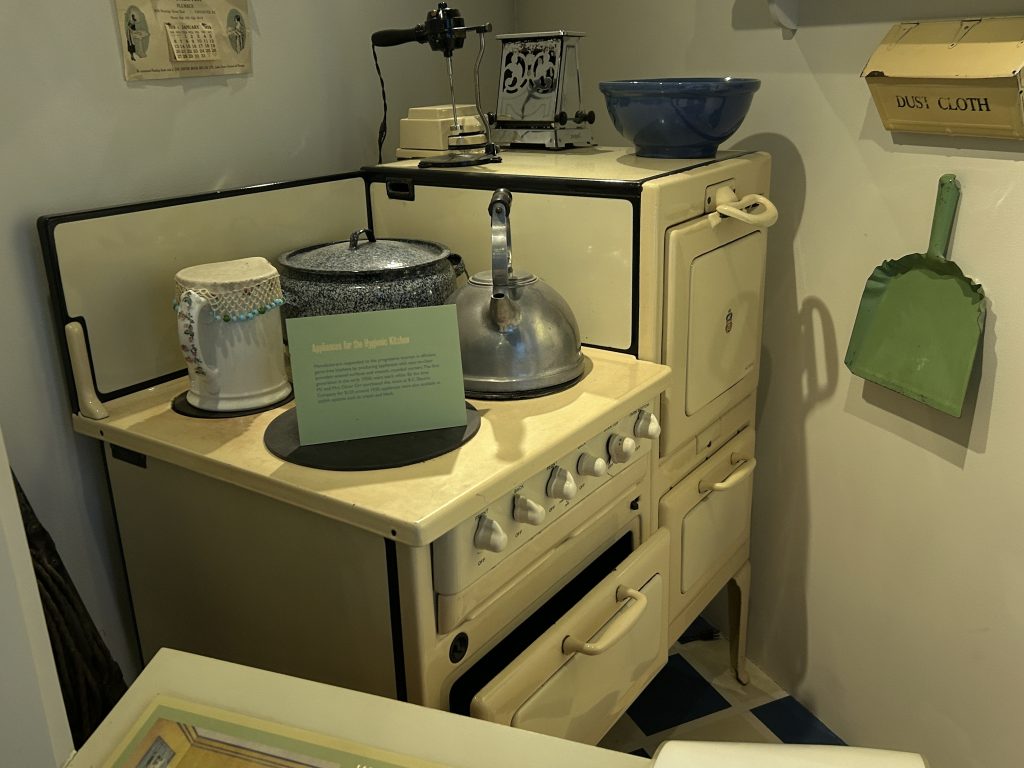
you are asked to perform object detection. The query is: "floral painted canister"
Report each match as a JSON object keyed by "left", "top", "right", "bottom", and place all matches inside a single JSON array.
[{"left": 173, "top": 257, "right": 291, "bottom": 412}]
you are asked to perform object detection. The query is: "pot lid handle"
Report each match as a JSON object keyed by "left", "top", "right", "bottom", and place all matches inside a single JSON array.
[
  {"left": 489, "top": 189, "right": 513, "bottom": 292},
  {"left": 349, "top": 228, "right": 377, "bottom": 249}
]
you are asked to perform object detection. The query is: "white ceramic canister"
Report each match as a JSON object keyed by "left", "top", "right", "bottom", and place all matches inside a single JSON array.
[{"left": 174, "top": 257, "right": 291, "bottom": 412}]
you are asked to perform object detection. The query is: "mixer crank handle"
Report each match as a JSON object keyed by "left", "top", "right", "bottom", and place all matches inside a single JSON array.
[{"left": 370, "top": 26, "right": 428, "bottom": 47}]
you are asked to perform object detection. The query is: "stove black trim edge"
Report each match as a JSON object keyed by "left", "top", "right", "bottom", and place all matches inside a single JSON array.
[{"left": 384, "top": 539, "right": 408, "bottom": 702}]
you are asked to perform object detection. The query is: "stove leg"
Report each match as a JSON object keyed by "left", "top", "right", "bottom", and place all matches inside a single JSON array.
[{"left": 727, "top": 559, "right": 750, "bottom": 685}]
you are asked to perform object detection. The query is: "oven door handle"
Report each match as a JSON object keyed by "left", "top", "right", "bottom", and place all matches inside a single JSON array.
[
  {"left": 562, "top": 586, "right": 647, "bottom": 656},
  {"left": 710, "top": 192, "right": 778, "bottom": 228},
  {"left": 698, "top": 455, "right": 756, "bottom": 494}
]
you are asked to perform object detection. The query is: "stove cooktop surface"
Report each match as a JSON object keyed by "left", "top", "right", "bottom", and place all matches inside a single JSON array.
[{"left": 72, "top": 349, "right": 670, "bottom": 546}]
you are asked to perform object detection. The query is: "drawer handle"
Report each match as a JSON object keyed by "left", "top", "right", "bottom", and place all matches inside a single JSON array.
[
  {"left": 698, "top": 455, "right": 757, "bottom": 494},
  {"left": 562, "top": 586, "right": 647, "bottom": 656}
]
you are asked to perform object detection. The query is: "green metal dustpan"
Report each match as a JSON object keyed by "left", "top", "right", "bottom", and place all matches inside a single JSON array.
[{"left": 845, "top": 174, "right": 985, "bottom": 417}]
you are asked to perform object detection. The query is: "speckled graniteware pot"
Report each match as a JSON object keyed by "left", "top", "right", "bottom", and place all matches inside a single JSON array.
[{"left": 276, "top": 229, "right": 465, "bottom": 319}]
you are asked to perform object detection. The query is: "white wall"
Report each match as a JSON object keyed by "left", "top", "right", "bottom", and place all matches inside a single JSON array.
[
  {"left": 515, "top": 2, "right": 1024, "bottom": 767},
  {"left": 0, "top": 0, "right": 513, "bottom": 684}
]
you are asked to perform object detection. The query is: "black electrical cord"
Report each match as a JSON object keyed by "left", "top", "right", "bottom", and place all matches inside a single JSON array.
[{"left": 372, "top": 43, "right": 387, "bottom": 164}]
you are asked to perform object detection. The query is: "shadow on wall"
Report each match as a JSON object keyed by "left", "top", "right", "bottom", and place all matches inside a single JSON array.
[
  {"left": 728, "top": 131, "right": 837, "bottom": 693},
  {"left": 731, "top": 0, "right": 1024, "bottom": 29}
]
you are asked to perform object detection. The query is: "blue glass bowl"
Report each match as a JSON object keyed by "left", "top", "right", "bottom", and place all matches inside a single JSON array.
[{"left": 598, "top": 78, "right": 761, "bottom": 158}]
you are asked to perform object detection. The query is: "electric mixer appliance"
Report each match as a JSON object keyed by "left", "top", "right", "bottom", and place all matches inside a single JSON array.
[{"left": 371, "top": 3, "right": 500, "bottom": 168}]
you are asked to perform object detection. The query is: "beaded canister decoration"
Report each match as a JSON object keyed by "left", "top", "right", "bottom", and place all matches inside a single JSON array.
[
  {"left": 172, "top": 257, "right": 291, "bottom": 410},
  {"left": 174, "top": 257, "right": 284, "bottom": 377}
]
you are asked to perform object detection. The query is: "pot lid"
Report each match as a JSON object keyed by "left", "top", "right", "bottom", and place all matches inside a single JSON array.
[{"left": 278, "top": 229, "right": 451, "bottom": 277}]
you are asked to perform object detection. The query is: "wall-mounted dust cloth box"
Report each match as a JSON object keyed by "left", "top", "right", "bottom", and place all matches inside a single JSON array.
[{"left": 863, "top": 17, "right": 1024, "bottom": 140}]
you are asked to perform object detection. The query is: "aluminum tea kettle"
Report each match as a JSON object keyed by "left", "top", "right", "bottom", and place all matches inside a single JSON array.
[{"left": 449, "top": 189, "right": 585, "bottom": 398}]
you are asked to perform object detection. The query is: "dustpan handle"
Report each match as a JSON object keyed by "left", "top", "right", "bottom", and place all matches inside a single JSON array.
[{"left": 927, "top": 174, "right": 961, "bottom": 260}]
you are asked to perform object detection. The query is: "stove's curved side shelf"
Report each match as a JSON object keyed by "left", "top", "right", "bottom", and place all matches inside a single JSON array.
[{"left": 65, "top": 320, "right": 108, "bottom": 420}]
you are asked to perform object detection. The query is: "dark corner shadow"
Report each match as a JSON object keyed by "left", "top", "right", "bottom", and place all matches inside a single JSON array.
[
  {"left": 843, "top": 305, "right": 995, "bottom": 466},
  {"left": 728, "top": 132, "right": 812, "bottom": 689}
]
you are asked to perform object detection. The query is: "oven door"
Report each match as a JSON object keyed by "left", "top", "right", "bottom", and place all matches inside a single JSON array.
[{"left": 467, "top": 528, "right": 669, "bottom": 744}]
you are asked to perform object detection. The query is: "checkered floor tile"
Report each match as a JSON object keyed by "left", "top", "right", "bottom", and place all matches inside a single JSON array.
[{"left": 599, "top": 619, "right": 845, "bottom": 758}]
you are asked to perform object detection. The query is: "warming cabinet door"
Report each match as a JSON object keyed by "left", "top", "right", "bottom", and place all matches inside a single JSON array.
[
  {"left": 468, "top": 529, "right": 670, "bottom": 744},
  {"left": 660, "top": 215, "right": 768, "bottom": 460}
]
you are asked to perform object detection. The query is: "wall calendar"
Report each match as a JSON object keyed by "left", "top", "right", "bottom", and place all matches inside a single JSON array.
[{"left": 114, "top": 0, "right": 252, "bottom": 81}]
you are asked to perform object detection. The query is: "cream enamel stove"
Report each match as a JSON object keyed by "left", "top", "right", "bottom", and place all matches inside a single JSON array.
[
  {"left": 39, "top": 176, "right": 674, "bottom": 745},
  {"left": 39, "top": 146, "right": 775, "bottom": 743}
]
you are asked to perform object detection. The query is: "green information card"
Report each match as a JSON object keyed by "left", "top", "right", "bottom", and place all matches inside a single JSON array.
[{"left": 286, "top": 306, "right": 467, "bottom": 445}]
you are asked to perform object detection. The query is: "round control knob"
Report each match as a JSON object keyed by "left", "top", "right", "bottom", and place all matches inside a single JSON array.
[
  {"left": 513, "top": 494, "right": 546, "bottom": 525},
  {"left": 577, "top": 453, "right": 608, "bottom": 478},
  {"left": 607, "top": 434, "right": 638, "bottom": 464},
  {"left": 634, "top": 410, "right": 662, "bottom": 440},
  {"left": 473, "top": 516, "right": 508, "bottom": 553},
  {"left": 546, "top": 467, "right": 578, "bottom": 501}
]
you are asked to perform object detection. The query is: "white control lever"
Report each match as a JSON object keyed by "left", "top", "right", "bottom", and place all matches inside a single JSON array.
[
  {"left": 546, "top": 467, "right": 578, "bottom": 500},
  {"left": 634, "top": 410, "right": 661, "bottom": 440},
  {"left": 607, "top": 434, "right": 637, "bottom": 464},
  {"left": 513, "top": 494, "right": 546, "bottom": 525},
  {"left": 473, "top": 516, "right": 508, "bottom": 552},
  {"left": 708, "top": 187, "right": 778, "bottom": 228},
  {"left": 577, "top": 453, "right": 608, "bottom": 477}
]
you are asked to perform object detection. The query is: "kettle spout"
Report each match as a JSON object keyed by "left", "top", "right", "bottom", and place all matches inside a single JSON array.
[{"left": 489, "top": 292, "right": 521, "bottom": 332}]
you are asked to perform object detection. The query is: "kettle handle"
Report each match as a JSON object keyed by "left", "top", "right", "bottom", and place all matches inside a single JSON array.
[{"left": 489, "top": 188, "right": 513, "bottom": 292}]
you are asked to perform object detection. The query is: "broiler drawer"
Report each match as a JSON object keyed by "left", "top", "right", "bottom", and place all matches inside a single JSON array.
[
  {"left": 659, "top": 429, "right": 755, "bottom": 603},
  {"left": 468, "top": 528, "right": 669, "bottom": 744}
]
